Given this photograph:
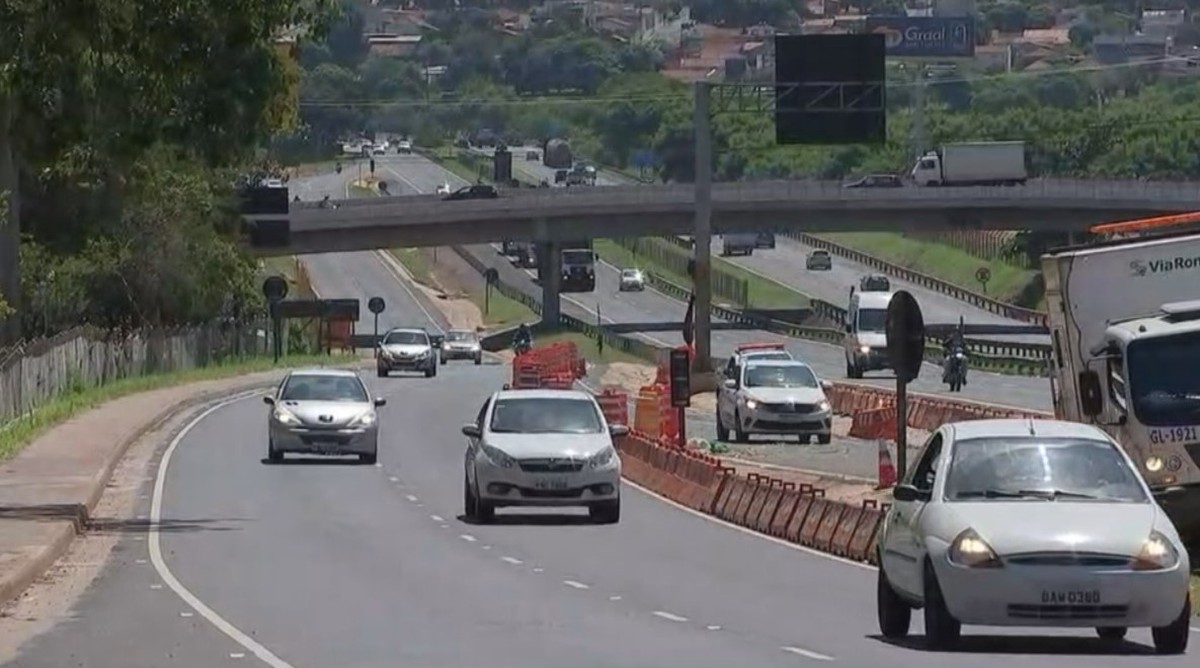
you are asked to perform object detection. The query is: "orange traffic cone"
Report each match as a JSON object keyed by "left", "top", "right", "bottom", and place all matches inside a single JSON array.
[{"left": 877, "top": 439, "right": 898, "bottom": 490}]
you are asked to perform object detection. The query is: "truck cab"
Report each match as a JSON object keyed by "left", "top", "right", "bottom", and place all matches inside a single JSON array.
[
  {"left": 560, "top": 247, "right": 596, "bottom": 293},
  {"left": 1043, "top": 232, "right": 1200, "bottom": 544},
  {"left": 843, "top": 289, "right": 894, "bottom": 378}
]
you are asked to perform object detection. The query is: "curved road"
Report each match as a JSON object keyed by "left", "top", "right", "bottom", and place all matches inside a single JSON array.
[
  {"left": 376, "top": 153, "right": 1052, "bottom": 412},
  {"left": 10, "top": 363, "right": 1187, "bottom": 666}
]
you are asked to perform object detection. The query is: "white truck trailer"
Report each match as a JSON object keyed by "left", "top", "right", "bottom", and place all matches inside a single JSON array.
[
  {"left": 1043, "top": 231, "right": 1200, "bottom": 543},
  {"left": 720, "top": 232, "right": 758, "bottom": 256},
  {"left": 910, "top": 141, "right": 1027, "bottom": 186}
]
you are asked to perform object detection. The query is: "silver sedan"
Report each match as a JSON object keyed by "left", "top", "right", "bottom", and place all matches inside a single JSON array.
[
  {"left": 264, "top": 369, "right": 385, "bottom": 464},
  {"left": 618, "top": 268, "right": 645, "bottom": 291}
]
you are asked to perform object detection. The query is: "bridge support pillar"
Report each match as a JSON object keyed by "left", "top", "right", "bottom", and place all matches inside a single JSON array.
[{"left": 539, "top": 241, "right": 561, "bottom": 327}]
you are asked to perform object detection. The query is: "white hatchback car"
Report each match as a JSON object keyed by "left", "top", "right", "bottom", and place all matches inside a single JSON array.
[
  {"left": 462, "top": 389, "right": 627, "bottom": 524},
  {"left": 876, "top": 419, "right": 1192, "bottom": 654}
]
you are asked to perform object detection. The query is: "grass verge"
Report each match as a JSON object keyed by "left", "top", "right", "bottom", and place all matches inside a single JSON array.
[
  {"left": 349, "top": 184, "right": 378, "bottom": 198},
  {"left": 389, "top": 248, "right": 536, "bottom": 328},
  {"left": 593, "top": 239, "right": 809, "bottom": 310},
  {"left": 0, "top": 353, "right": 359, "bottom": 460},
  {"left": 821, "top": 232, "right": 1040, "bottom": 307}
]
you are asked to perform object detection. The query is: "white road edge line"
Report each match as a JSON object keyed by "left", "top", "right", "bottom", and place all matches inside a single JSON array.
[
  {"left": 150, "top": 392, "right": 299, "bottom": 668},
  {"left": 373, "top": 250, "right": 445, "bottom": 333},
  {"left": 781, "top": 646, "right": 835, "bottom": 661},
  {"left": 652, "top": 611, "right": 688, "bottom": 622}
]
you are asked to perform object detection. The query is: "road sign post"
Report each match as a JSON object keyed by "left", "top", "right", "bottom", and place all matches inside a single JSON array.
[
  {"left": 483, "top": 268, "right": 499, "bottom": 316},
  {"left": 262, "top": 276, "right": 289, "bottom": 364},
  {"left": 886, "top": 290, "right": 925, "bottom": 480},
  {"left": 368, "top": 296, "right": 386, "bottom": 356},
  {"left": 975, "top": 266, "right": 991, "bottom": 294}
]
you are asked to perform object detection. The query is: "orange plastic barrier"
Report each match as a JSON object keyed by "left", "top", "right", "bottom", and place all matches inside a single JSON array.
[{"left": 596, "top": 386, "right": 629, "bottom": 427}]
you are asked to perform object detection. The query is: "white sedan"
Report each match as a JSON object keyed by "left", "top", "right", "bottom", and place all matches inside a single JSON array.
[
  {"left": 461, "top": 389, "right": 627, "bottom": 524},
  {"left": 435, "top": 182, "right": 451, "bottom": 195},
  {"left": 876, "top": 418, "right": 1192, "bottom": 654},
  {"left": 618, "top": 268, "right": 645, "bottom": 291}
]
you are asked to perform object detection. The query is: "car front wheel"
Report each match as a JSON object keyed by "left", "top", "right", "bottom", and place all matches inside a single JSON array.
[
  {"left": 922, "top": 561, "right": 961, "bottom": 649},
  {"left": 876, "top": 567, "right": 911, "bottom": 639},
  {"left": 1151, "top": 593, "right": 1191, "bottom": 655},
  {"left": 590, "top": 498, "right": 620, "bottom": 524}
]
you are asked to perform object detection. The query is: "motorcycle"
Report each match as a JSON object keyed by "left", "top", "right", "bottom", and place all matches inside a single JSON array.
[
  {"left": 335, "top": 162, "right": 343, "bottom": 174},
  {"left": 513, "top": 337, "right": 533, "bottom": 356},
  {"left": 943, "top": 345, "right": 969, "bottom": 392}
]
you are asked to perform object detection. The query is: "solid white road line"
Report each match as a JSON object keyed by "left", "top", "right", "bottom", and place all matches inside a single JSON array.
[
  {"left": 651, "top": 611, "right": 688, "bottom": 622},
  {"left": 373, "top": 250, "right": 445, "bottom": 333},
  {"left": 562, "top": 580, "right": 590, "bottom": 590},
  {"left": 501, "top": 556, "right": 523, "bottom": 565},
  {"left": 150, "top": 393, "right": 299, "bottom": 668}
]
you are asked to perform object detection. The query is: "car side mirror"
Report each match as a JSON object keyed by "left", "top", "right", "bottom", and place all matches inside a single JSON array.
[
  {"left": 609, "top": 424, "right": 630, "bottom": 437},
  {"left": 844, "top": 323, "right": 852, "bottom": 333},
  {"left": 1078, "top": 370, "right": 1103, "bottom": 417},
  {"left": 722, "top": 378, "right": 738, "bottom": 390},
  {"left": 461, "top": 424, "right": 482, "bottom": 439},
  {"left": 262, "top": 396, "right": 275, "bottom": 406},
  {"left": 819, "top": 380, "right": 833, "bottom": 391},
  {"left": 893, "top": 483, "right": 930, "bottom": 503},
  {"left": 374, "top": 397, "right": 387, "bottom": 407}
]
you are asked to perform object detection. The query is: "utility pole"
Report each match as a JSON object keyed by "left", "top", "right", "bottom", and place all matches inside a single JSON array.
[
  {"left": 911, "top": 64, "right": 928, "bottom": 162},
  {"left": 691, "top": 82, "right": 714, "bottom": 375},
  {"left": 0, "top": 94, "right": 20, "bottom": 345}
]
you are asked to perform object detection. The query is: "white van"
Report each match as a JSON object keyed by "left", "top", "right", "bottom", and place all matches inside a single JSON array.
[{"left": 843, "top": 289, "right": 894, "bottom": 378}]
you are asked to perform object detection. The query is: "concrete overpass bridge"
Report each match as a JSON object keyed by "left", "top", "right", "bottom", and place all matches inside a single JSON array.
[{"left": 263, "top": 177, "right": 1200, "bottom": 256}]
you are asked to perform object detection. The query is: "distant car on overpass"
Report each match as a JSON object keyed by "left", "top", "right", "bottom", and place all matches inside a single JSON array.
[
  {"left": 844, "top": 174, "right": 903, "bottom": 189},
  {"left": 444, "top": 184, "right": 498, "bottom": 201}
]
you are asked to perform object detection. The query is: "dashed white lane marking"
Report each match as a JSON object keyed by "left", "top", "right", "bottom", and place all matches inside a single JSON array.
[
  {"left": 609, "top": 595, "right": 622, "bottom": 601},
  {"left": 706, "top": 625, "right": 722, "bottom": 631},
  {"left": 440, "top": 524, "right": 449, "bottom": 529},
  {"left": 135, "top": 559, "right": 147, "bottom": 564},
  {"left": 533, "top": 568, "right": 544, "bottom": 573},
  {"left": 652, "top": 611, "right": 688, "bottom": 622},
  {"left": 151, "top": 393, "right": 299, "bottom": 668},
  {"left": 374, "top": 462, "right": 382, "bottom": 468},
  {"left": 459, "top": 534, "right": 477, "bottom": 542},
  {"left": 149, "top": 584, "right": 163, "bottom": 590},
  {"left": 1191, "top": 626, "right": 1199, "bottom": 633},
  {"left": 501, "top": 556, "right": 523, "bottom": 565},
  {"left": 405, "top": 494, "right": 419, "bottom": 502},
  {"left": 562, "top": 580, "right": 590, "bottom": 590},
  {"left": 230, "top": 653, "right": 246, "bottom": 659},
  {"left": 481, "top": 545, "right": 492, "bottom": 550},
  {"left": 180, "top": 612, "right": 194, "bottom": 618},
  {"left": 430, "top": 515, "right": 444, "bottom": 522},
  {"left": 388, "top": 476, "right": 399, "bottom": 482},
  {"left": 781, "top": 646, "right": 835, "bottom": 661}
]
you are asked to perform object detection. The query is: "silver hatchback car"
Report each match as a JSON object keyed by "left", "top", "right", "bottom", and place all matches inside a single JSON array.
[{"left": 264, "top": 369, "right": 385, "bottom": 464}]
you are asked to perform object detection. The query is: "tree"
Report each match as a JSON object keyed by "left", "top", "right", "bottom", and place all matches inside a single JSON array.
[{"left": 0, "top": 0, "right": 335, "bottom": 343}]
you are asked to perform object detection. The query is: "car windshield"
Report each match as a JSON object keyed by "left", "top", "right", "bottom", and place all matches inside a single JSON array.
[
  {"left": 944, "top": 437, "right": 1147, "bottom": 503},
  {"left": 742, "top": 351, "right": 791, "bottom": 363},
  {"left": 446, "top": 331, "right": 475, "bottom": 342},
  {"left": 1127, "top": 332, "right": 1200, "bottom": 427},
  {"left": 812, "top": 251, "right": 828, "bottom": 257},
  {"left": 280, "top": 374, "right": 369, "bottom": 403},
  {"left": 857, "top": 308, "right": 888, "bottom": 332},
  {"left": 621, "top": 270, "right": 640, "bottom": 278},
  {"left": 489, "top": 397, "right": 604, "bottom": 434},
  {"left": 383, "top": 331, "right": 427, "bottom": 345},
  {"left": 744, "top": 364, "right": 818, "bottom": 389}
]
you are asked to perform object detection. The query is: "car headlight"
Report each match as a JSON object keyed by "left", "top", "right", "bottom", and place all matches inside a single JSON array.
[
  {"left": 947, "top": 528, "right": 1003, "bottom": 569},
  {"left": 589, "top": 446, "right": 616, "bottom": 469},
  {"left": 481, "top": 443, "right": 517, "bottom": 468},
  {"left": 350, "top": 412, "right": 376, "bottom": 427},
  {"left": 1131, "top": 530, "right": 1180, "bottom": 571},
  {"left": 859, "top": 345, "right": 871, "bottom": 354},
  {"left": 817, "top": 400, "right": 831, "bottom": 412},
  {"left": 744, "top": 398, "right": 759, "bottom": 410},
  {"left": 273, "top": 408, "right": 301, "bottom": 426}
]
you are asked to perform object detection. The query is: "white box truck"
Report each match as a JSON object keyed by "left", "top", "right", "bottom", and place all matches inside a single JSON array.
[
  {"left": 1043, "top": 231, "right": 1200, "bottom": 543},
  {"left": 910, "top": 141, "right": 1027, "bottom": 186},
  {"left": 721, "top": 232, "right": 758, "bottom": 256}
]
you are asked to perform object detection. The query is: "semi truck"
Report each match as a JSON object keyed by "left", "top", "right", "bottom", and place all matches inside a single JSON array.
[
  {"left": 534, "top": 240, "right": 596, "bottom": 292},
  {"left": 1043, "top": 230, "right": 1200, "bottom": 544},
  {"left": 909, "top": 141, "right": 1027, "bottom": 187}
]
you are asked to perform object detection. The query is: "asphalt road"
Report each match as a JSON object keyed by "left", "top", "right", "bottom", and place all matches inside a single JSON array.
[
  {"left": 372, "top": 152, "right": 1051, "bottom": 412},
  {"left": 10, "top": 363, "right": 1188, "bottom": 667}
]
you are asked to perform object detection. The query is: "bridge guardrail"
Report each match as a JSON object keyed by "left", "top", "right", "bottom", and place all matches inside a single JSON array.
[{"left": 785, "top": 232, "right": 1048, "bottom": 325}]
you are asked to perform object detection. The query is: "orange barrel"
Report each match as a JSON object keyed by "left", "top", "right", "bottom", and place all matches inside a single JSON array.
[
  {"left": 596, "top": 387, "right": 629, "bottom": 427},
  {"left": 633, "top": 387, "right": 661, "bottom": 436}
]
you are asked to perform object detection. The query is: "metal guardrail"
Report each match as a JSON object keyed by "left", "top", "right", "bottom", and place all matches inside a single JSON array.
[
  {"left": 787, "top": 231, "right": 1048, "bottom": 325},
  {"left": 299, "top": 177, "right": 1200, "bottom": 222}
]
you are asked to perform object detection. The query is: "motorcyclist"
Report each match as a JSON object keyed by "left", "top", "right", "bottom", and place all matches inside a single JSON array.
[
  {"left": 942, "top": 328, "right": 968, "bottom": 385},
  {"left": 335, "top": 161, "right": 342, "bottom": 174},
  {"left": 513, "top": 323, "right": 533, "bottom": 353}
]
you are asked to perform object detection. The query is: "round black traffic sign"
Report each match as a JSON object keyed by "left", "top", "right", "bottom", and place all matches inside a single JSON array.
[
  {"left": 885, "top": 290, "right": 925, "bottom": 385},
  {"left": 262, "top": 275, "right": 289, "bottom": 302},
  {"left": 483, "top": 268, "right": 500, "bottom": 284},
  {"left": 368, "top": 296, "right": 386, "bottom": 314},
  {"left": 975, "top": 267, "right": 992, "bottom": 284}
]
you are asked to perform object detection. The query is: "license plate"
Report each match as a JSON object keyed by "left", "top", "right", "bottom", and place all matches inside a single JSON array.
[
  {"left": 1041, "top": 589, "right": 1101, "bottom": 605},
  {"left": 534, "top": 477, "right": 569, "bottom": 491}
]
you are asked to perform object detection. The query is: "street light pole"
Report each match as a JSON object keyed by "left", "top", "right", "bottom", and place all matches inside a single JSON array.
[{"left": 691, "top": 81, "right": 714, "bottom": 375}]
